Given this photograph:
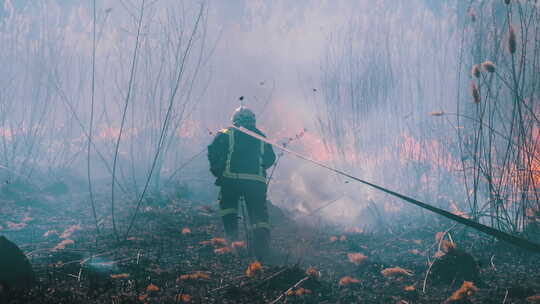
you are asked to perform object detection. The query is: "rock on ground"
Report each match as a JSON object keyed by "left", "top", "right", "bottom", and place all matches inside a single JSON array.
[{"left": 0, "top": 236, "right": 35, "bottom": 290}]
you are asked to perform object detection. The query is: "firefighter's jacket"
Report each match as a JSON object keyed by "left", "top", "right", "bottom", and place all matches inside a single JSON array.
[{"left": 208, "top": 126, "right": 276, "bottom": 183}]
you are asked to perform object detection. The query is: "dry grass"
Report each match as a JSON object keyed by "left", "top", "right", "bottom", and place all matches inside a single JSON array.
[
  {"left": 444, "top": 281, "right": 478, "bottom": 303},
  {"left": 245, "top": 261, "right": 263, "bottom": 277},
  {"left": 339, "top": 276, "right": 361, "bottom": 286},
  {"left": 347, "top": 252, "right": 368, "bottom": 265},
  {"left": 380, "top": 267, "right": 413, "bottom": 278}
]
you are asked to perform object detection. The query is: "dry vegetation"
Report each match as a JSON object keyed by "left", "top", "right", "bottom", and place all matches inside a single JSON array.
[{"left": 1, "top": 192, "right": 540, "bottom": 303}]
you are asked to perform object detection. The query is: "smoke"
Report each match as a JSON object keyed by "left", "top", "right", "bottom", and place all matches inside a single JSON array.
[
  {"left": 211, "top": 0, "right": 468, "bottom": 226},
  {"left": 0, "top": 0, "right": 472, "bottom": 229}
]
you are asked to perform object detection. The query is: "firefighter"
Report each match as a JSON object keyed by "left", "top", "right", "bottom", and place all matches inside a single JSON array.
[{"left": 207, "top": 106, "right": 276, "bottom": 260}]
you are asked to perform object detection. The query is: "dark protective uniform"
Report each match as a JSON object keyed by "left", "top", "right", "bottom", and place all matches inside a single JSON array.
[{"left": 208, "top": 126, "right": 276, "bottom": 257}]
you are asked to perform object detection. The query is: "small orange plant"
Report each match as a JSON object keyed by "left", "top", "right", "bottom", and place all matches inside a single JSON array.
[
  {"left": 177, "top": 271, "right": 210, "bottom": 281},
  {"left": 231, "top": 241, "right": 246, "bottom": 249},
  {"left": 214, "top": 247, "right": 232, "bottom": 255},
  {"left": 380, "top": 267, "right": 413, "bottom": 278},
  {"left": 444, "top": 281, "right": 478, "bottom": 303},
  {"left": 339, "top": 276, "right": 360, "bottom": 286},
  {"left": 347, "top": 252, "right": 368, "bottom": 265},
  {"left": 306, "top": 267, "right": 320, "bottom": 279},
  {"left": 210, "top": 237, "right": 228, "bottom": 246},
  {"left": 146, "top": 283, "right": 160, "bottom": 292},
  {"left": 246, "top": 261, "right": 263, "bottom": 277}
]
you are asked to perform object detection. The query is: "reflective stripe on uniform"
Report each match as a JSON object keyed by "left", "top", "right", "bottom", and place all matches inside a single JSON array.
[
  {"left": 222, "top": 172, "right": 266, "bottom": 182},
  {"left": 219, "top": 208, "right": 237, "bottom": 217},
  {"left": 223, "top": 128, "right": 234, "bottom": 179},
  {"left": 221, "top": 128, "right": 267, "bottom": 183},
  {"left": 253, "top": 222, "right": 271, "bottom": 229},
  {"left": 258, "top": 139, "right": 264, "bottom": 177}
]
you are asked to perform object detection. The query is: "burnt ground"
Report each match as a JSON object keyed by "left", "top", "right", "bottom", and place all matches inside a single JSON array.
[{"left": 1, "top": 190, "right": 540, "bottom": 304}]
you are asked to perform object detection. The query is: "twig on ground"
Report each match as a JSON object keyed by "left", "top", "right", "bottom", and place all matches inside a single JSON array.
[
  {"left": 422, "top": 257, "right": 434, "bottom": 293},
  {"left": 490, "top": 255, "right": 497, "bottom": 271},
  {"left": 269, "top": 276, "right": 310, "bottom": 304}
]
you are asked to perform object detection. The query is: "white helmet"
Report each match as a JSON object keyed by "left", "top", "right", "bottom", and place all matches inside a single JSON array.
[{"left": 232, "top": 106, "right": 256, "bottom": 127}]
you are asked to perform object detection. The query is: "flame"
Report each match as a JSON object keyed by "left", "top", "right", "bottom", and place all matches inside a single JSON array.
[
  {"left": 96, "top": 126, "right": 139, "bottom": 141},
  {"left": 177, "top": 119, "right": 196, "bottom": 138},
  {"left": 399, "top": 131, "right": 458, "bottom": 172},
  {"left": 0, "top": 128, "right": 12, "bottom": 140},
  {"left": 450, "top": 202, "right": 470, "bottom": 219}
]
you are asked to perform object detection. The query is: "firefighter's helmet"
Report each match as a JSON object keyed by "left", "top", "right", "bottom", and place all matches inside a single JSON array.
[{"left": 232, "top": 106, "right": 256, "bottom": 127}]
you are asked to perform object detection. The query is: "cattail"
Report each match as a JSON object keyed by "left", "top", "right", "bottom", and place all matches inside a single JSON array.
[
  {"left": 471, "top": 64, "right": 480, "bottom": 78},
  {"left": 471, "top": 81, "right": 481, "bottom": 104},
  {"left": 468, "top": 9, "right": 477, "bottom": 23},
  {"left": 306, "top": 267, "right": 321, "bottom": 279},
  {"left": 481, "top": 61, "right": 496, "bottom": 73},
  {"left": 508, "top": 24, "right": 516, "bottom": 54},
  {"left": 430, "top": 111, "right": 445, "bottom": 117}
]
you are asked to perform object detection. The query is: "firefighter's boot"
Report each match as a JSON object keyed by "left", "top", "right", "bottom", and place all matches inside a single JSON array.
[
  {"left": 252, "top": 227, "right": 270, "bottom": 261},
  {"left": 222, "top": 213, "right": 239, "bottom": 243}
]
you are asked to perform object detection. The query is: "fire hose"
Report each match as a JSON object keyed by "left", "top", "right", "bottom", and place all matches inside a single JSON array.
[{"left": 232, "top": 126, "right": 540, "bottom": 254}]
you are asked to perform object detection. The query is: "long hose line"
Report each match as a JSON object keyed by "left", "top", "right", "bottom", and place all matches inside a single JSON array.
[{"left": 232, "top": 126, "right": 540, "bottom": 254}]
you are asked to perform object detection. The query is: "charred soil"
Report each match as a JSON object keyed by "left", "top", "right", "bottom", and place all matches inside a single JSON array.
[{"left": 1, "top": 195, "right": 539, "bottom": 304}]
